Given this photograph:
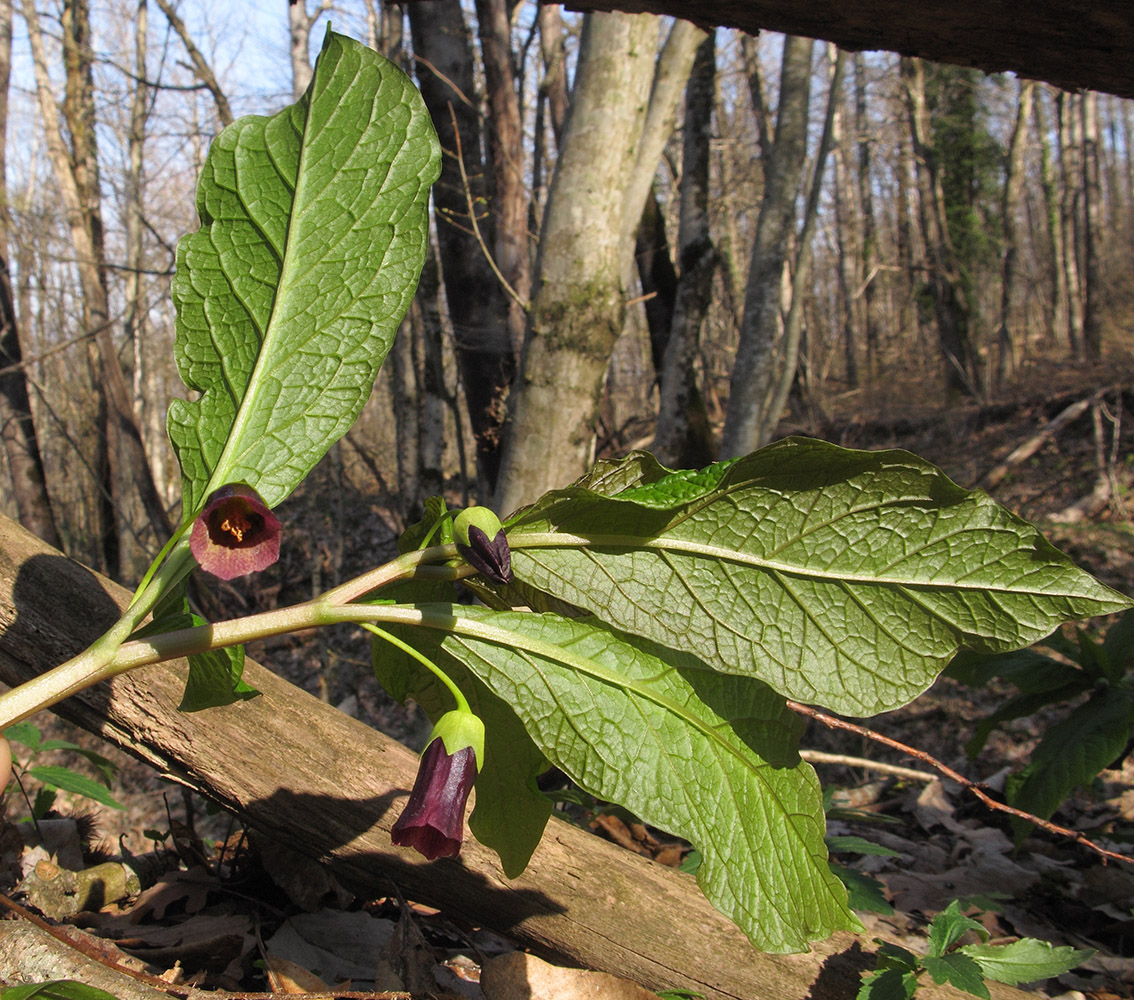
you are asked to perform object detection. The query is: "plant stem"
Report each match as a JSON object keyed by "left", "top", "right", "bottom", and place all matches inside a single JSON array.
[{"left": 0, "top": 544, "right": 468, "bottom": 727}]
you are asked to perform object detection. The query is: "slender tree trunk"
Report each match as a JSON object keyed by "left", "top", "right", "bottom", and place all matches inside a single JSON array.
[
  {"left": 1034, "top": 87, "right": 1068, "bottom": 347},
  {"left": 760, "top": 46, "right": 845, "bottom": 444},
  {"left": 415, "top": 242, "right": 447, "bottom": 503},
  {"left": 651, "top": 33, "right": 717, "bottom": 469},
  {"left": 994, "top": 80, "right": 1034, "bottom": 388},
  {"left": 494, "top": 12, "right": 659, "bottom": 512},
  {"left": 1057, "top": 91, "right": 1085, "bottom": 358},
  {"left": 1081, "top": 90, "right": 1103, "bottom": 360},
  {"left": 635, "top": 184, "right": 678, "bottom": 378},
  {"left": 0, "top": 0, "right": 59, "bottom": 547},
  {"left": 901, "top": 57, "right": 980, "bottom": 399},
  {"left": 151, "top": 0, "right": 232, "bottom": 126},
  {"left": 288, "top": 0, "right": 332, "bottom": 100},
  {"left": 719, "top": 35, "right": 813, "bottom": 459},
  {"left": 475, "top": 0, "right": 530, "bottom": 355},
  {"left": 852, "top": 52, "right": 879, "bottom": 378},
  {"left": 407, "top": 0, "right": 515, "bottom": 500},
  {"left": 833, "top": 57, "right": 858, "bottom": 389},
  {"left": 24, "top": 0, "right": 172, "bottom": 568}
]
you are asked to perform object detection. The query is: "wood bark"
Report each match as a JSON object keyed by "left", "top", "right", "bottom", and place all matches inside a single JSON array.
[
  {"left": 288, "top": 0, "right": 333, "bottom": 101},
  {"left": 1033, "top": 88, "right": 1067, "bottom": 348},
  {"left": 0, "top": 513, "right": 1029, "bottom": 1000},
  {"left": 761, "top": 46, "right": 845, "bottom": 444},
  {"left": 493, "top": 11, "right": 659, "bottom": 513},
  {"left": 549, "top": 0, "right": 1134, "bottom": 101},
  {"left": 475, "top": 0, "right": 531, "bottom": 355},
  {"left": 1057, "top": 92, "right": 1085, "bottom": 359},
  {"left": 23, "top": 0, "right": 173, "bottom": 560},
  {"left": 650, "top": 33, "right": 717, "bottom": 469},
  {"left": 901, "top": 57, "right": 980, "bottom": 399},
  {"left": 719, "top": 35, "right": 813, "bottom": 460},
  {"left": 407, "top": 0, "right": 515, "bottom": 501},
  {"left": 994, "top": 80, "right": 1035, "bottom": 388},
  {"left": 0, "top": 0, "right": 60, "bottom": 549},
  {"left": 151, "top": 0, "right": 233, "bottom": 126},
  {"left": 852, "top": 52, "right": 879, "bottom": 378},
  {"left": 1080, "top": 90, "right": 1103, "bottom": 361}
]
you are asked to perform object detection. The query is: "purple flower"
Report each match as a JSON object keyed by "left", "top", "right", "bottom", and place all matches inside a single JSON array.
[
  {"left": 391, "top": 737, "right": 477, "bottom": 860},
  {"left": 189, "top": 484, "right": 281, "bottom": 581}
]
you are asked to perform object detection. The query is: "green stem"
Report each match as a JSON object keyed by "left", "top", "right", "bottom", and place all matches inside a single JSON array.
[
  {"left": 0, "top": 543, "right": 470, "bottom": 728},
  {"left": 364, "top": 623, "right": 470, "bottom": 714}
]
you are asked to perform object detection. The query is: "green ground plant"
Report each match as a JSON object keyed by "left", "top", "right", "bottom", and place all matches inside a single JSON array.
[{"left": 0, "top": 30, "right": 1126, "bottom": 957}]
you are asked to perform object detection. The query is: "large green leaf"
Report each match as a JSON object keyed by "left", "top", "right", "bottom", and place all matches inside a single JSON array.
[
  {"left": 169, "top": 30, "right": 440, "bottom": 514},
  {"left": 502, "top": 439, "right": 1129, "bottom": 716},
  {"left": 382, "top": 604, "right": 859, "bottom": 953}
]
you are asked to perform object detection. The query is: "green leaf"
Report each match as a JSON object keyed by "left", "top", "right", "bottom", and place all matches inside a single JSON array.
[
  {"left": 874, "top": 941, "right": 922, "bottom": 972},
  {"left": 959, "top": 939, "right": 1094, "bottom": 985},
  {"left": 1102, "top": 608, "right": 1134, "bottom": 680},
  {"left": 830, "top": 862, "right": 894, "bottom": 914},
  {"left": 1007, "top": 687, "right": 1134, "bottom": 839},
  {"left": 179, "top": 645, "right": 258, "bottom": 712},
  {"left": 921, "top": 954, "right": 989, "bottom": 998},
  {"left": 4, "top": 721, "right": 41, "bottom": 752},
  {"left": 504, "top": 439, "right": 1129, "bottom": 715},
  {"left": 168, "top": 30, "right": 440, "bottom": 515},
  {"left": 25, "top": 766, "right": 124, "bottom": 811},
  {"left": 927, "top": 900, "right": 989, "bottom": 956},
  {"left": 856, "top": 968, "right": 918, "bottom": 1000},
  {"left": 0, "top": 982, "right": 122, "bottom": 1000},
  {"left": 826, "top": 834, "right": 900, "bottom": 857},
  {"left": 385, "top": 604, "right": 859, "bottom": 953},
  {"left": 372, "top": 629, "right": 552, "bottom": 877}
]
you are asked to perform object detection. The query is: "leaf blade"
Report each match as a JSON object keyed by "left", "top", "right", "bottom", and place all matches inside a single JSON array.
[
  {"left": 505, "top": 440, "right": 1129, "bottom": 715},
  {"left": 169, "top": 31, "right": 440, "bottom": 513},
  {"left": 387, "top": 604, "right": 859, "bottom": 953}
]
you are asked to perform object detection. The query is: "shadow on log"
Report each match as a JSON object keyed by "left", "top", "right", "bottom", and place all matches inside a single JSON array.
[{"left": 0, "top": 514, "right": 1031, "bottom": 999}]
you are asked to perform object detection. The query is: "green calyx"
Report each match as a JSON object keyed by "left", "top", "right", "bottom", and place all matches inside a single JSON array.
[
  {"left": 428, "top": 708, "right": 486, "bottom": 769},
  {"left": 453, "top": 506, "right": 504, "bottom": 548}
]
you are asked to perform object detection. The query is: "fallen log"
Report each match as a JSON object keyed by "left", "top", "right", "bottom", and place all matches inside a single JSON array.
[{"left": 0, "top": 514, "right": 1030, "bottom": 999}]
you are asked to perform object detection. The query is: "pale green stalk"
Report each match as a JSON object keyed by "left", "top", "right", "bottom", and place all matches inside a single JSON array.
[{"left": 0, "top": 543, "right": 467, "bottom": 728}]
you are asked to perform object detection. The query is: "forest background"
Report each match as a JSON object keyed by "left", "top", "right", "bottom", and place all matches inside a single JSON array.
[{"left": 0, "top": 0, "right": 1130, "bottom": 641}]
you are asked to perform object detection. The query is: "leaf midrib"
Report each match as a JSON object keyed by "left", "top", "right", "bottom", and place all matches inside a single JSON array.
[{"left": 509, "top": 531, "right": 1107, "bottom": 599}]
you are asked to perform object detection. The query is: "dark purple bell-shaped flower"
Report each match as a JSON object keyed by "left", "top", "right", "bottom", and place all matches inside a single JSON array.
[
  {"left": 453, "top": 506, "right": 512, "bottom": 585},
  {"left": 391, "top": 709, "right": 484, "bottom": 860}
]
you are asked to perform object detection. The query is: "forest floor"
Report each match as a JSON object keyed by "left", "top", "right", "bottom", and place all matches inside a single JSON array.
[{"left": 3, "top": 353, "right": 1134, "bottom": 999}]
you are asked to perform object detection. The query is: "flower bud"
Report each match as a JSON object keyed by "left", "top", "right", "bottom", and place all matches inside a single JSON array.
[{"left": 453, "top": 506, "right": 512, "bottom": 585}]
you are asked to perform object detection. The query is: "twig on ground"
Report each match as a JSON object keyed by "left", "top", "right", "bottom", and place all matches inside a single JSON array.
[
  {"left": 789, "top": 700, "right": 1134, "bottom": 866},
  {"left": 800, "top": 748, "right": 936, "bottom": 783}
]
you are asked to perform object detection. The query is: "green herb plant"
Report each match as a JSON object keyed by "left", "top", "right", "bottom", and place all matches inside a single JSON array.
[
  {"left": 2, "top": 721, "right": 123, "bottom": 821},
  {"left": 0, "top": 30, "right": 1127, "bottom": 955},
  {"left": 859, "top": 900, "right": 1092, "bottom": 999}
]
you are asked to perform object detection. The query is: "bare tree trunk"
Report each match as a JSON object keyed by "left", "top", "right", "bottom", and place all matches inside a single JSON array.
[
  {"left": 24, "top": 0, "right": 173, "bottom": 567},
  {"left": 1034, "top": 87, "right": 1068, "bottom": 347},
  {"left": 0, "top": 0, "right": 60, "bottom": 548},
  {"left": 1081, "top": 90, "right": 1103, "bottom": 361},
  {"left": 852, "top": 52, "right": 879, "bottom": 378},
  {"left": 651, "top": 33, "right": 717, "bottom": 469},
  {"left": 538, "top": 4, "right": 570, "bottom": 144},
  {"left": 719, "top": 35, "right": 813, "bottom": 459},
  {"left": 407, "top": 0, "right": 515, "bottom": 501},
  {"left": 760, "top": 46, "right": 845, "bottom": 444},
  {"left": 151, "top": 0, "right": 232, "bottom": 126},
  {"left": 493, "top": 12, "right": 660, "bottom": 512},
  {"left": 475, "top": 0, "right": 531, "bottom": 355},
  {"left": 994, "top": 80, "right": 1034, "bottom": 388},
  {"left": 1057, "top": 91, "right": 1085, "bottom": 359},
  {"left": 288, "top": 0, "right": 332, "bottom": 100},
  {"left": 901, "top": 57, "right": 980, "bottom": 399},
  {"left": 833, "top": 58, "right": 858, "bottom": 389},
  {"left": 415, "top": 242, "right": 447, "bottom": 502}
]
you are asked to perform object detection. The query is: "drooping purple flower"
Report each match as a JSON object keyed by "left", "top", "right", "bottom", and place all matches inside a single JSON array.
[
  {"left": 391, "top": 709, "right": 484, "bottom": 861},
  {"left": 453, "top": 506, "right": 513, "bottom": 585},
  {"left": 189, "top": 484, "right": 281, "bottom": 581},
  {"left": 391, "top": 738, "right": 477, "bottom": 860}
]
